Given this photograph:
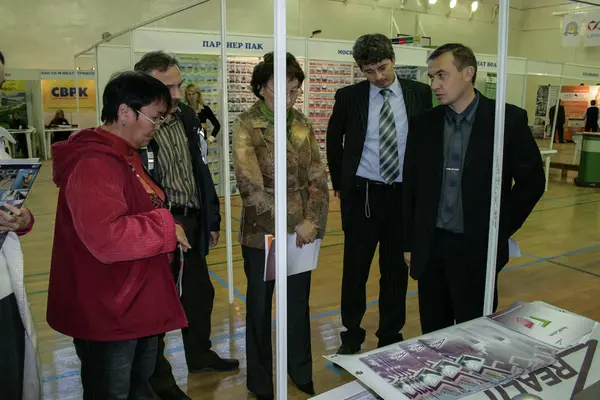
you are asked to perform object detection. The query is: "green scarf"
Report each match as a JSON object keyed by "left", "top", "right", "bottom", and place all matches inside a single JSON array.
[{"left": 259, "top": 101, "right": 294, "bottom": 134}]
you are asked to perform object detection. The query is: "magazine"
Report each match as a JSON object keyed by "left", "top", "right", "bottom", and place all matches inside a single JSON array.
[{"left": 0, "top": 159, "right": 41, "bottom": 247}]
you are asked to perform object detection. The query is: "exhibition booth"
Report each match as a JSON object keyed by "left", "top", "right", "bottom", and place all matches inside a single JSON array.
[{"left": 0, "top": 68, "right": 97, "bottom": 158}]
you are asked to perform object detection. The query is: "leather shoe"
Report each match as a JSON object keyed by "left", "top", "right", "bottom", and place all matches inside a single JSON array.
[
  {"left": 377, "top": 334, "right": 404, "bottom": 348},
  {"left": 188, "top": 350, "right": 240, "bottom": 372},
  {"left": 156, "top": 385, "right": 192, "bottom": 400},
  {"left": 336, "top": 342, "right": 360, "bottom": 355},
  {"left": 295, "top": 380, "right": 315, "bottom": 396}
]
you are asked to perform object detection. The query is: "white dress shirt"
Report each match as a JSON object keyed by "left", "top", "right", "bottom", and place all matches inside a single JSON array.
[{"left": 356, "top": 76, "right": 409, "bottom": 183}]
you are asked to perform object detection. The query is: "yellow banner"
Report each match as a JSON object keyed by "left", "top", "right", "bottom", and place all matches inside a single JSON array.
[
  {"left": 41, "top": 79, "right": 96, "bottom": 113},
  {"left": 0, "top": 80, "right": 25, "bottom": 93}
]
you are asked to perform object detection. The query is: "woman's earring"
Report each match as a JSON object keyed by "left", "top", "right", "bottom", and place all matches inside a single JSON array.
[{"left": 122, "top": 120, "right": 126, "bottom": 127}]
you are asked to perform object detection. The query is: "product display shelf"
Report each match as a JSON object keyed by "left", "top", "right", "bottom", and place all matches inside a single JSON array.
[
  {"left": 226, "top": 56, "right": 261, "bottom": 195},
  {"left": 308, "top": 60, "right": 354, "bottom": 189},
  {"left": 179, "top": 54, "right": 222, "bottom": 193}
]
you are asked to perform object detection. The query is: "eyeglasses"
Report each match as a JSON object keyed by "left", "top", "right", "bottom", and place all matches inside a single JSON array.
[
  {"left": 266, "top": 86, "right": 303, "bottom": 98},
  {"left": 136, "top": 110, "right": 166, "bottom": 128}
]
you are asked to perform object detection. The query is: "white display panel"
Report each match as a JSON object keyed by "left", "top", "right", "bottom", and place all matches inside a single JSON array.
[{"left": 96, "top": 45, "right": 132, "bottom": 116}]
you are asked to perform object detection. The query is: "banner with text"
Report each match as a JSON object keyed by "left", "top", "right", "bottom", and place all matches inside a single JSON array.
[
  {"left": 0, "top": 81, "right": 27, "bottom": 129},
  {"left": 585, "top": 13, "right": 600, "bottom": 47},
  {"left": 41, "top": 79, "right": 96, "bottom": 113}
]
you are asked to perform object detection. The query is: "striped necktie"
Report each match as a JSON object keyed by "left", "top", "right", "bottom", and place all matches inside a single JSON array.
[{"left": 379, "top": 88, "right": 400, "bottom": 183}]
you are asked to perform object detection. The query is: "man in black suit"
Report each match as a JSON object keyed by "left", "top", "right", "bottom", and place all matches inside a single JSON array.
[
  {"left": 402, "top": 43, "right": 545, "bottom": 334},
  {"left": 327, "top": 33, "right": 432, "bottom": 354}
]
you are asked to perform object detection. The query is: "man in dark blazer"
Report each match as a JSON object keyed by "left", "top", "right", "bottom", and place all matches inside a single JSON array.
[
  {"left": 327, "top": 33, "right": 432, "bottom": 354},
  {"left": 402, "top": 43, "right": 545, "bottom": 335}
]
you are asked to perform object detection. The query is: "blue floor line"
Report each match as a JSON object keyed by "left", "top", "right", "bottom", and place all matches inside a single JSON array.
[{"left": 40, "top": 243, "right": 600, "bottom": 383}]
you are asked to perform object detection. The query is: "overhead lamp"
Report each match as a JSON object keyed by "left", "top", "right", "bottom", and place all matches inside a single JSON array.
[
  {"left": 471, "top": 1, "right": 479, "bottom": 12},
  {"left": 429, "top": 0, "right": 438, "bottom": 4},
  {"left": 450, "top": 0, "right": 457, "bottom": 8}
]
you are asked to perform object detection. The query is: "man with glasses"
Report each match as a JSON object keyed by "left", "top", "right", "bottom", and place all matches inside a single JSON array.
[{"left": 135, "top": 51, "right": 239, "bottom": 400}]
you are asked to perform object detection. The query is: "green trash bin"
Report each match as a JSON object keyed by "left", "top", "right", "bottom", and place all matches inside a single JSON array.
[{"left": 575, "top": 133, "right": 600, "bottom": 187}]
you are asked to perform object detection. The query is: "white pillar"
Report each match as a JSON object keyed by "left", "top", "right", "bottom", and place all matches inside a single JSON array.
[
  {"left": 274, "top": 0, "right": 288, "bottom": 397},
  {"left": 219, "top": 0, "right": 235, "bottom": 305},
  {"left": 484, "top": 0, "right": 510, "bottom": 315}
]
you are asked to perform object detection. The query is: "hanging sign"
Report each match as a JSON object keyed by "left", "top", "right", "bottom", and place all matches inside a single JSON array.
[
  {"left": 563, "top": 15, "right": 582, "bottom": 47},
  {"left": 585, "top": 13, "right": 600, "bottom": 47},
  {"left": 41, "top": 79, "right": 96, "bottom": 113}
]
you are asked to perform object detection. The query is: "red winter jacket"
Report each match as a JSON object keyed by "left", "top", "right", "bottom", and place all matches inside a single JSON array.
[{"left": 47, "top": 127, "right": 187, "bottom": 341}]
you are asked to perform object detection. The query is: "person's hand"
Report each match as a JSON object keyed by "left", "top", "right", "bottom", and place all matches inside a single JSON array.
[
  {"left": 209, "top": 231, "right": 220, "bottom": 247},
  {"left": 404, "top": 252, "right": 411, "bottom": 269},
  {"left": 176, "top": 224, "right": 191, "bottom": 252},
  {"left": 0, "top": 205, "right": 31, "bottom": 233},
  {"left": 296, "top": 220, "right": 317, "bottom": 244},
  {"left": 207, "top": 135, "right": 216, "bottom": 145}
]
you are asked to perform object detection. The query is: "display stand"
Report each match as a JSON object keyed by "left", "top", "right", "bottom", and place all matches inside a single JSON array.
[{"left": 575, "top": 132, "right": 600, "bottom": 187}]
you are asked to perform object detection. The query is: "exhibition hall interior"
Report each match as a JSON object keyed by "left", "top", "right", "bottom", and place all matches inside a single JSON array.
[{"left": 2, "top": 0, "right": 600, "bottom": 399}]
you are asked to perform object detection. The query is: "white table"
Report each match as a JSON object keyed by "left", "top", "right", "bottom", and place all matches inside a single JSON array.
[
  {"left": 540, "top": 148, "right": 558, "bottom": 191},
  {"left": 44, "top": 127, "right": 78, "bottom": 159},
  {"left": 7, "top": 128, "right": 36, "bottom": 159}
]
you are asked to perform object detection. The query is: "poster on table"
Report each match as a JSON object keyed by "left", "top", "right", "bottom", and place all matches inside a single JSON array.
[
  {"left": 559, "top": 85, "right": 600, "bottom": 140},
  {"left": 324, "top": 301, "right": 597, "bottom": 400},
  {"left": 0, "top": 80, "right": 27, "bottom": 129}
]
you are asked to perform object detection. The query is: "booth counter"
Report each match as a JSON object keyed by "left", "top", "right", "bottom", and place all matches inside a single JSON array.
[{"left": 575, "top": 132, "right": 600, "bottom": 188}]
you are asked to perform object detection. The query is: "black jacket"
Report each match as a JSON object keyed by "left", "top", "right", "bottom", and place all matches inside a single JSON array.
[
  {"left": 326, "top": 76, "right": 433, "bottom": 194},
  {"left": 403, "top": 94, "right": 546, "bottom": 280},
  {"left": 140, "top": 102, "right": 221, "bottom": 257}
]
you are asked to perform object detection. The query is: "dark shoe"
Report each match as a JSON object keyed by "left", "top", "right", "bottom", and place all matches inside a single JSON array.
[
  {"left": 295, "top": 381, "right": 316, "bottom": 396},
  {"left": 156, "top": 385, "right": 192, "bottom": 400},
  {"left": 336, "top": 342, "right": 360, "bottom": 355},
  {"left": 188, "top": 350, "right": 240, "bottom": 372}
]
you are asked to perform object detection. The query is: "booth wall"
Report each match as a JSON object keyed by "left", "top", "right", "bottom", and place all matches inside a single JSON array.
[{"left": 2, "top": 0, "right": 524, "bottom": 69}]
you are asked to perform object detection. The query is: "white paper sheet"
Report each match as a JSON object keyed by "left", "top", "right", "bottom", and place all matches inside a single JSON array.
[
  {"left": 509, "top": 237, "right": 521, "bottom": 257},
  {"left": 264, "top": 234, "right": 321, "bottom": 281}
]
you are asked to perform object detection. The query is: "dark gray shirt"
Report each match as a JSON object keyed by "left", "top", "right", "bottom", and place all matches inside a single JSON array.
[{"left": 436, "top": 91, "right": 479, "bottom": 233}]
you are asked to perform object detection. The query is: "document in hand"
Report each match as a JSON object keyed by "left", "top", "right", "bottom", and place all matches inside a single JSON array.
[
  {"left": 0, "top": 158, "right": 41, "bottom": 247},
  {"left": 263, "top": 234, "right": 322, "bottom": 281}
]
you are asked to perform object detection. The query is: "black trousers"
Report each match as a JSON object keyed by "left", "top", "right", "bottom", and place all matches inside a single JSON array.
[
  {"left": 74, "top": 336, "right": 158, "bottom": 400},
  {"left": 556, "top": 125, "right": 565, "bottom": 143},
  {"left": 150, "top": 212, "right": 215, "bottom": 393},
  {"left": 340, "top": 179, "right": 408, "bottom": 348},
  {"left": 418, "top": 229, "right": 498, "bottom": 334},
  {"left": 0, "top": 293, "right": 25, "bottom": 400},
  {"left": 585, "top": 123, "right": 599, "bottom": 133},
  {"left": 242, "top": 246, "right": 312, "bottom": 397}
]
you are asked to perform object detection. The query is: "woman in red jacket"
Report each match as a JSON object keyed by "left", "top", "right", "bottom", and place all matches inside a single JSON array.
[{"left": 47, "top": 71, "right": 190, "bottom": 400}]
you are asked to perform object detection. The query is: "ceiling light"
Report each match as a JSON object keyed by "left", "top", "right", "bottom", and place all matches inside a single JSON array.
[
  {"left": 471, "top": 1, "right": 479, "bottom": 12},
  {"left": 429, "top": 0, "right": 438, "bottom": 4},
  {"left": 450, "top": 0, "right": 457, "bottom": 8}
]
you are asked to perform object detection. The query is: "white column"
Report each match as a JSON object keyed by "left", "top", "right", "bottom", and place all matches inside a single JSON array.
[
  {"left": 484, "top": 0, "right": 510, "bottom": 315},
  {"left": 274, "top": 0, "right": 288, "bottom": 398},
  {"left": 219, "top": 0, "right": 235, "bottom": 304}
]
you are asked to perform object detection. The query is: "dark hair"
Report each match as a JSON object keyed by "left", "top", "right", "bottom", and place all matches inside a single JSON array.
[
  {"left": 592, "top": 100, "right": 597, "bottom": 106},
  {"left": 134, "top": 51, "right": 179, "bottom": 74},
  {"left": 0, "top": 51, "right": 4, "bottom": 65},
  {"left": 428, "top": 43, "right": 478, "bottom": 84},
  {"left": 353, "top": 34, "right": 395, "bottom": 68},
  {"left": 101, "top": 71, "right": 172, "bottom": 124},
  {"left": 250, "top": 52, "right": 305, "bottom": 99}
]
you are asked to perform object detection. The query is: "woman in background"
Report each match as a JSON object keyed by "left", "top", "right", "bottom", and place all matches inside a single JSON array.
[
  {"left": 185, "top": 84, "right": 221, "bottom": 144},
  {"left": 47, "top": 72, "right": 189, "bottom": 400},
  {"left": 48, "top": 109, "right": 69, "bottom": 127},
  {"left": 232, "top": 52, "right": 329, "bottom": 400}
]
